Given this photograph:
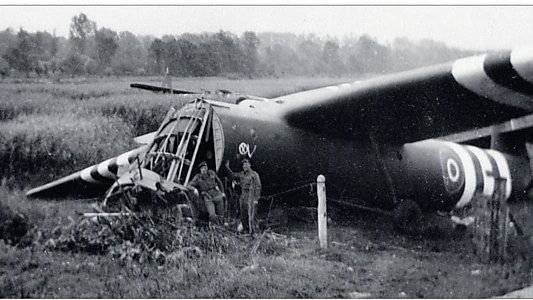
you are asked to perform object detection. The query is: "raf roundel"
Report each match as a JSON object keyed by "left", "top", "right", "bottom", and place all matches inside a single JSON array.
[
  {"left": 446, "top": 158, "right": 460, "bottom": 182},
  {"left": 439, "top": 147, "right": 465, "bottom": 195}
]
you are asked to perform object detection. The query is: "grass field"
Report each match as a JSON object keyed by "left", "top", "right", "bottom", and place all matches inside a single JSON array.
[
  {"left": 1, "top": 75, "right": 532, "bottom": 298},
  {"left": 0, "top": 75, "right": 353, "bottom": 188}
]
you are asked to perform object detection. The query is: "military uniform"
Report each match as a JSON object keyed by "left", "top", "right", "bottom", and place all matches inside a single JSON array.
[
  {"left": 189, "top": 166, "right": 225, "bottom": 223},
  {"left": 226, "top": 161, "right": 262, "bottom": 233}
]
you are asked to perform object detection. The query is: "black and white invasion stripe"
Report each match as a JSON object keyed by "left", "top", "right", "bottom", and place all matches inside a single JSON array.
[
  {"left": 443, "top": 142, "right": 512, "bottom": 208},
  {"left": 79, "top": 146, "right": 147, "bottom": 184},
  {"left": 451, "top": 46, "right": 533, "bottom": 111}
]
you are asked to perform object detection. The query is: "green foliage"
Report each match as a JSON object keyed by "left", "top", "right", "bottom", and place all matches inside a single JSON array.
[
  {"left": 0, "top": 56, "right": 9, "bottom": 78},
  {"left": 33, "top": 212, "right": 233, "bottom": 263},
  {"left": 69, "top": 13, "right": 97, "bottom": 55},
  {"left": 0, "top": 13, "right": 478, "bottom": 79},
  {"left": 0, "top": 113, "right": 137, "bottom": 187},
  {"left": 0, "top": 200, "right": 31, "bottom": 245},
  {"left": 95, "top": 28, "right": 118, "bottom": 68},
  {"left": 112, "top": 31, "right": 148, "bottom": 75},
  {"left": 2, "top": 29, "right": 38, "bottom": 77},
  {"left": 86, "top": 95, "right": 191, "bottom": 136},
  {"left": 61, "top": 52, "right": 86, "bottom": 76}
]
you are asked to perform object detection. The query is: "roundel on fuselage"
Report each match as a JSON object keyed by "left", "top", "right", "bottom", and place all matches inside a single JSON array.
[{"left": 439, "top": 148, "right": 465, "bottom": 195}]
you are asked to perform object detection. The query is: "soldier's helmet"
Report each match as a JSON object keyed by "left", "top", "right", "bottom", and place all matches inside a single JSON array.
[
  {"left": 242, "top": 158, "right": 251, "bottom": 165},
  {"left": 198, "top": 161, "right": 208, "bottom": 168}
]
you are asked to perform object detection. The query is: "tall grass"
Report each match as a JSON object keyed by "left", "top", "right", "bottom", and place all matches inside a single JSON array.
[
  {"left": 86, "top": 95, "right": 193, "bottom": 136},
  {"left": 0, "top": 92, "right": 73, "bottom": 122},
  {"left": 0, "top": 113, "right": 137, "bottom": 187},
  {"left": 0, "top": 82, "right": 125, "bottom": 101},
  {"left": 0, "top": 76, "right": 357, "bottom": 188}
]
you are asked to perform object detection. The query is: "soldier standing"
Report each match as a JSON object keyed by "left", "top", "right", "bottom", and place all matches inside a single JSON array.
[
  {"left": 188, "top": 161, "right": 226, "bottom": 225},
  {"left": 225, "top": 158, "right": 262, "bottom": 234}
]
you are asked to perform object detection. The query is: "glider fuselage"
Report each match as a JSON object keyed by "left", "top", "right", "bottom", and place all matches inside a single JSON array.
[{"left": 212, "top": 99, "right": 531, "bottom": 213}]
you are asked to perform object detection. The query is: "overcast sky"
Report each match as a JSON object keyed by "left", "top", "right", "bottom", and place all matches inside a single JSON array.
[{"left": 1, "top": 5, "right": 533, "bottom": 51}]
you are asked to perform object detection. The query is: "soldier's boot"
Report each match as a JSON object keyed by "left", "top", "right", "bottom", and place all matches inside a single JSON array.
[{"left": 209, "top": 215, "right": 221, "bottom": 226}]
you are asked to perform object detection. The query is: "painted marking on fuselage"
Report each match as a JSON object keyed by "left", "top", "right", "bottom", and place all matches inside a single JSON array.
[
  {"left": 486, "top": 149, "right": 512, "bottom": 199},
  {"left": 466, "top": 145, "right": 495, "bottom": 197},
  {"left": 442, "top": 142, "right": 477, "bottom": 208},
  {"left": 446, "top": 158, "right": 460, "bottom": 182},
  {"left": 439, "top": 147, "right": 465, "bottom": 194},
  {"left": 238, "top": 142, "right": 257, "bottom": 158},
  {"left": 440, "top": 142, "right": 513, "bottom": 208}
]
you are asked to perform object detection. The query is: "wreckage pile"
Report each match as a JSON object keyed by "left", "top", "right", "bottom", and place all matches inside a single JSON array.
[
  {"left": 0, "top": 201, "right": 236, "bottom": 264},
  {"left": 42, "top": 214, "right": 232, "bottom": 263}
]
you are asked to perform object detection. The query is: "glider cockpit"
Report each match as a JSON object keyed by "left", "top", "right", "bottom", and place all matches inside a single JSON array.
[{"left": 101, "top": 99, "right": 225, "bottom": 215}]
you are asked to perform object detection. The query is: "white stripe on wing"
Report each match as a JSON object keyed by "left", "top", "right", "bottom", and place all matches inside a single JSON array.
[
  {"left": 510, "top": 46, "right": 533, "bottom": 84},
  {"left": 80, "top": 166, "right": 99, "bottom": 184},
  {"left": 452, "top": 54, "right": 533, "bottom": 110}
]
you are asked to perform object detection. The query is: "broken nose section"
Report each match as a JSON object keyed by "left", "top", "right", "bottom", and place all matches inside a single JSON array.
[
  {"left": 100, "top": 165, "right": 193, "bottom": 224},
  {"left": 114, "top": 167, "right": 182, "bottom": 193}
]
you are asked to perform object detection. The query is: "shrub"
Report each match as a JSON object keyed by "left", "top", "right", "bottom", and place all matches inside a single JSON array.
[{"left": 0, "top": 201, "right": 31, "bottom": 245}]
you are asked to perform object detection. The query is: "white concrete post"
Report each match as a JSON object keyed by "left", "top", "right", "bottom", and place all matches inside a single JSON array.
[{"left": 317, "top": 175, "right": 327, "bottom": 249}]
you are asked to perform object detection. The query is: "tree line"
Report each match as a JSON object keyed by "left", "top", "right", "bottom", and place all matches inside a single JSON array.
[{"left": 0, "top": 13, "right": 479, "bottom": 79}]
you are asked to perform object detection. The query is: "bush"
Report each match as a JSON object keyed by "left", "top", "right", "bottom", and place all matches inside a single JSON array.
[
  {"left": 0, "top": 201, "right": 31, "bottom": 245},
  {"left": 60, "top": 53, "right": 85, "bottom": 76},
  {"left": 21, "top": 208, "right": 235, "bottom": 265}
]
